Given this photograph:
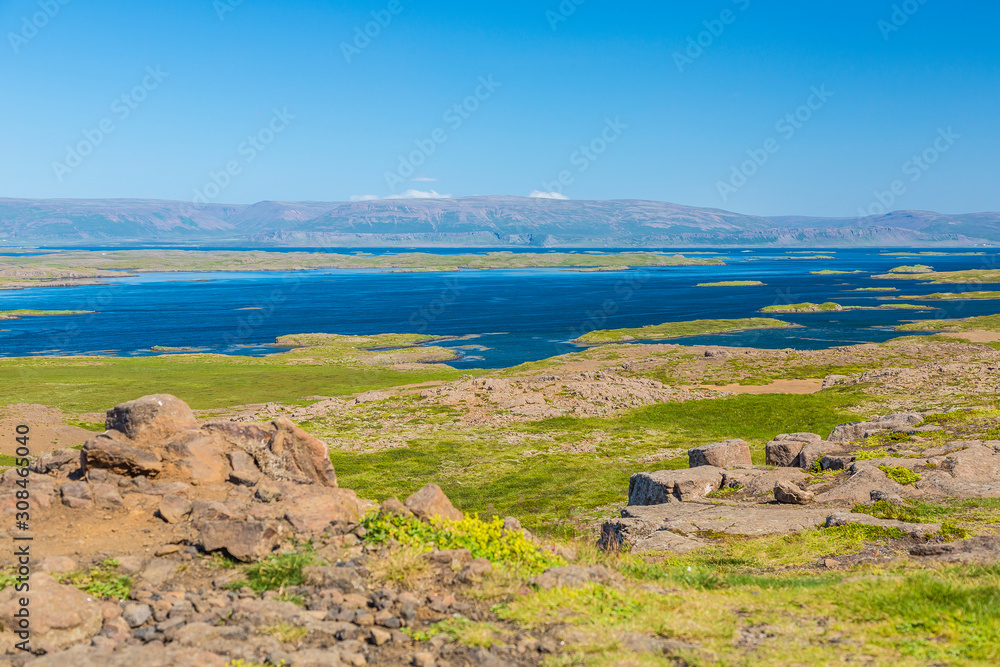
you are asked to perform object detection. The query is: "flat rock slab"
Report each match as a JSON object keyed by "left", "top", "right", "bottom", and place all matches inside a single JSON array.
[
  {"left": 628, "top": 467, "right": 724, "bottom": 505},
  {"left": 911, "top": 536, "right": 1000, "bottom": 564}
]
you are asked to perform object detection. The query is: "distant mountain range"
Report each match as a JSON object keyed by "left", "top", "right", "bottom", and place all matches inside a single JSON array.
[{"left": 0, "top": 196, "right": 997, "bottom": 248}]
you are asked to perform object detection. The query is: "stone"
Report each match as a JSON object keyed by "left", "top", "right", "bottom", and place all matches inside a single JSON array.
[
  {"left": 0, "top": 573, "right": 103, "bottom": 654},
  {"left": 227, "top": 450, "right": 260, "bottom": 487},
  {"left": 123, "top": 603, "right": 153, "bottom": 628},
  {"left": 369, "top": 626, "right": 392, "bottom": 646},
  {"left": 721, "top": 468, "right": 809, "bottom": 497},
  {"left": 82, "top": 434, "right": 163, "bottom": 478},
  {"left": 765, "top": 439, "right": 805, "bottom": 467},
  {"left": 61, "top": 481, "right": 93, "bottom": 508},
  {"left": 688, "top": 439, "right": 752, "bottom": 468},
  {"left": 205, "top": 418, "right": 338, "bottom": 487},
  {"left": 870, "top": 489, "right": 904, "bottom": 505},
  {"left": 303, "top": 566, "right": 368, "bottom": 595},
  {"left": 159, "top": 494, "right": 193, "bottom": 524},
  {"left": 380, "top": 497, "right": 412, "bottom": 517},
  {"left": 531, "top": 565, "right": 623, "bottom": 590},
  {"left": 92, "top": 482, "right": 124, "bottom": 508},
  {"left": 457, "top": 558, "right": 492, "bottom": 582},
  {"left": 627, "top": 467, "right": 724, "bottom": 505},
  {"left": 404, "top": 483, "right": 464, "bottom": 522},
  {"left": 282, "top": 487, "right": 360, "bottom": 535},
  {"left": 37, "top": 556, "right": 78, "bottom": 573},
  {"left": 105, "top": 394, "right": 198, "bottom": 443},
  {"left": 910, "top": 536, "right": 1000, "bottom": 564},
  {"left": 828, "top": 413, "right": 923, "bottom": 443},
  {"left": 163, "top": 432, "right": 230, "bottom": 485},
  {"left": 23, "top": 643, "right": 229, "bottom": 667},
  {"left": 821, "top": 454, "right": 856, "bottom": 471},
  {"left": 774, "top": 480, "right": 815, "bottom": 505},
  {"left": 30, "top": 448, "right": 80, "bottom": 475},
  {"left": 196, "top": 520, "right": 285, "bottom": 562},
  {"left": 795, "top": 441, "right": 845, "bottom": 471}
]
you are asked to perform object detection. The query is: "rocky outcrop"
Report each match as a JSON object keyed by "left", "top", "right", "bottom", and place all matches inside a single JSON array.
[
  {"left": 82, "top": 434, "right": 164, "bottom": 477},
  {"left": 205, "top": 418, "right": 338, "bottom": 487},
  {"left": 911, "top": 536, "right": 1000, "bottom": 564},
  {"left": 828, "top": 413, "right": 923, "bottom": 443},
  {"left": 404, "top": 484, "right": 464, "bottom": 522},
  {"left": 688, "top": 439, "right": 752, "bottom": 468},
  {"left": 627, "top": 467, "right": 724, "bottom": 505},
  {"left": 765, "top": 433, "right": 822, "bottom": 467},
  {"left": 105, "top": 394, "right": 198, "bottom": 443},
  {"left": 774, "top": 480, "right": 814, "bottom": 505},
  {"left": 0, "top": 574, "right": 103, "bottom": 654}
]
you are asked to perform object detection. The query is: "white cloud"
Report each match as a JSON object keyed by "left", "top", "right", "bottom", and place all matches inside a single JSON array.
[
  {"left": 386, "top": 189, "right": 452, "bottom": 200},
  {"left": 410, "top": 176, "right": 438, "bottom": 182},
  {"left": 350, "top": 194, "right": 380, "bottom": 202},
  {"left": 529, "top": 190, "right": 569, "bottom": 200}
]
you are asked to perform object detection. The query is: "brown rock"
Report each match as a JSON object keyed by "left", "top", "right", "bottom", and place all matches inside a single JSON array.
[
  {"left": 92, "top": 482, "right": 124, "bottom": 508},
  {"left": 688, "top": 439, "right": 752, "bottom": 468},
  {"left": 628, "top": 467, "right": 724, "bottom": 505},
  {"left": 60, "top": 481, "right": 93, "bottom": 509},
  {"left": 205, "top": 418, "right": 337, "bottom": 487},
  {"left": 774, "top": 480, "right": 815, "bottom": 505},
  {"left": 163, "top": 432, "right": 230, "bottom": 485},
  {"left": 795, "top": 441, "right": 845, "bottom": 471},
  {"left": 531, "top": 565, "right": 622, "bottom": 590},
  {"left": 82, "top": 434, "right": 163, "bottom": 478},
  {"left": 0, "top": 573, "right": 103, "bottom": 654},
  {"left": 380, "top": 497, "right": 413, "bottom": 517},
  {"left": 404, "top": 484, "right": 463, "bottom": 522},
  {"left": 766, "top": 439, "right": 806, "bottom": 467},
  {"left": 227, "top": 450, "right": 260, "bottom": 487},
  {"left": 23, "top": 643, "right": 228, "bottom": 666},
  {"left": 196, "top": 520, "right": 285, "bottom": 562},
  {"left": 282, "top": 487, "right": 360, "bottom": 535},
  {"left": 159, "top": 494, "right": 193, "bottom": 524},
  {"left": 105, "top": 394, "right": 198, "bottom": 443}
]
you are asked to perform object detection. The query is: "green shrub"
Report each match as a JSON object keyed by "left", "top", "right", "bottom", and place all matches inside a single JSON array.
[
  {"left": 57, "top": 559, "right": 131, "bottom": 600},
  {"left": 362, "top": 512, "right": 564, "bottom": 575},
  {"left": 879, "top": 465, "right": 922, "bottom": 485},
  {"left": 239, "top": 548, "right": 319, "bottom": 594},
  {"left": 852, "top": 500, "right": 954, "bottom": 524},
  {"left": 936, "top": 522, "right": 970, "bottom": 542}
]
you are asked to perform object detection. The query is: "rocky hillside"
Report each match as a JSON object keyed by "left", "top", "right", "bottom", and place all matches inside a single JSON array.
[{"left": 1, "top": 196, "right": 997, "bottom": 247}]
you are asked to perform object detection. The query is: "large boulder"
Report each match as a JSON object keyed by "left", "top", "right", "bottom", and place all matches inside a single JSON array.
[
  {"left": 795, "top": 441, "right": 846, "bottom": 471},
  {"left": 163, "top": 431, "right": 231, "bottom": 485},
  {"left": 722, "top": 467, "right": 809, "bottom": 496},
  {"left": 688, "top": 439, "right": 752, "bottom": 469},
  {"left": 280, "top": 487, "right": 360, "bottom": 535},
  {"left": 774, "top": 480, "right": 815, "bottom": 505},
  {"left": 196, "top": 520, "right": 286, "bottom": 562},
  {"left": 105, "top": 394, "right": 198, "bottom": 443},
  {"left": 0, "top": 573, "right": 103, "bottom": 654},
  {"left": 828, "top": 413, "right": 923, "bottom": 443},
  {"left": 405, "top": 484, "right": 464, "bottom": 522},
  {"left": 766, "top": 433, "right": 822, "bottom": 467},
  {"left": 81, "top": 434, "right": 163, "bottom": 478},
  {"left": 627, "top": 467, "right": 724, "bottom": 505},
  {"left": 205, "top": 418, "right": 337, "bottom": 487}
]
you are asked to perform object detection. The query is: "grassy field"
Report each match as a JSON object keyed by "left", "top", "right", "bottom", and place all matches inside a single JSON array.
[
  {"left": 0, "top": 334, "right": 468, "bottom": 412},
  {"left": 575, "top": 318, "right": 793, "bottom": 344},
  {"left": 321, "top": 389, "right": 865, "bottom": 535}
]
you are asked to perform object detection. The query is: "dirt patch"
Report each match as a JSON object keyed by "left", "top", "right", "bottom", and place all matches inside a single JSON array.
[
  {"left": 678, "top": 379, "right": 823, "bottom": 395},
  {"left": 939, "top": 330, "right": 1000, "bottom": 343},
  {"left": 0, "top": 404, "right": 94, "bottom": 455}
]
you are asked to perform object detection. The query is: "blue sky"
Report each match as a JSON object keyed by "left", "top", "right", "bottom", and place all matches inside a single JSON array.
[{"left": 1, "top": 0, "right": 997, "bottom": 216}]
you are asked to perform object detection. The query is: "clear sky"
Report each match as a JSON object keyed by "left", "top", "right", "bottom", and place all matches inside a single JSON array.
[{"left": 1, "top": 0, "right": 997, "bottom": 216}]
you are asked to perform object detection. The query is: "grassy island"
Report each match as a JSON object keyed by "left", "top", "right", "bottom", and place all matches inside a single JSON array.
[
  {"left": 575, "top": 317, "right": 793, "bottom": 344},
  {"left": 0, "top": 309, "right": 95, "bottom": 320},
  {"left": 696, "top": 280, "right": 766, "bottom": 287},
  {"left": 873, "top": 268, "right": 1000, "bottom": 284},
  {"left": 761, "top": 302, "right": 843, "bottom": 313},
  {"left": 901, "top": 291, "right": 1000, "bottom": 301}
]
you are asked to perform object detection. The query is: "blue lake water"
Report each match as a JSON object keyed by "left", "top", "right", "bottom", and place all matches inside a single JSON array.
[{"left": 2, "top": 248, "right": 999, "bottom": 368}]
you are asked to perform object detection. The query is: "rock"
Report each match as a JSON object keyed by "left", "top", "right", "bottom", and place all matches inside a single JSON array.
[
  {"left": 457, "top": 558, "right": 492, "bottom": 582},
  {"left": 828, "top": 413, "right": 923, "bottom": 443},
  {"left": 30, "top": 448, "right": 80, "bottom": 475},
  {"left": 163, "top": 432, "right": 230, "bottom": 485},
  {"left": 282, "top": 487, "right": 360, "bottom": 535},
  {"left": 404, "top": 484, "right": 463, "bottom": 522},
  {"left": 910, "top": 536, "right": 1000, "bottom": 564},
  {"left": 765, "top": 440, "right": 805, "bottom": 467},
  {"left": 92, "top": 482, "right": 124, "bottom": 508},
  {"left": 774, "top": 480, "right": 815, "bottom": 505},
  {"left": 412, "top": 652, "right": 436, "bottom": 667},
  {"left": 196, "top": 520, "right": 285, "bottom": 562},
  {"left": 531, "top": 565, "right": 623, "bottom": 590},
  {"left": 722, "top": 467, "right": 809, "bottom": 496},
  {"left": 23, "top": 643, "right": 228, "bottom": 666},
  {"left": 140, "top": 559, "right": 180, "bottom": 586},
  {"left": 627, "top": 467, "right": 724, "bottom": 505},
  {"left": 814, "top": 467, "right": 903, "bottom": 505},
  {"left": 795, "top": 441, "right": 845, "bottom": 471},
  {"left": 60, "top": 481, "right": 93, "bottom": 509},
  {"left": 159, "top": 494, "right": 193, "bottom": 524},
  {"left": 821, "top": 454, "right": 856, "bottom": 470},
  {"left": 123, "top": 603, "right": 153, "bottom": 628},
  {"left": 870, "top": 489, "right": 904, "bottom": 505},
  {"left": 369, "top": 627, "right": 392, "bottom": 646},
  {"left": 0, "top": 573, "right": 103, "bottom": 654},
  {"left": 380, "top": 497, "right": 413, "bottom": 517},
  {"left": 82, "top": 434, "right": 163, "bottom": 478},
  {"left": 205, "top": 418, "right": 338, "bottom": 487},
  {"left": 37, "top": 556, "right": 78, "bottom": 573},
  {"left": 105, "top": 394, "right": 198, "bottom": 443},
  {"left": 227, "top": 450, "right": 260, "bottom": 487},
  {"left": 303, "top": 566, "right": 368, "bottom": 595},
  {"left": 688, "top": 439, "right": 752, "bottom": 468}
]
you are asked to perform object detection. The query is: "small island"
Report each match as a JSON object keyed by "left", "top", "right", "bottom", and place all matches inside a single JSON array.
[
  {"left": 810, "top": 270, "right": 863, "bottom": 275},
  {"left": 900, "top": 291, "right": 1000, "bottom": 301},
  {"left": 575, "top": 317, "right": 794, "bottom": 344},
  {"left": 761, "top": 302, "right": 931, "bottom": 313},
  {"left": 0, "top": 309, "right": 95, "bottom": 320},
  {"left": 696, "top": 280, "right": 766, "bottom": 287}
]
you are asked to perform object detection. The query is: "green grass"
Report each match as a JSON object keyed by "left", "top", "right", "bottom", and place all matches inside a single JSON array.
[
  {"left": 898, "top": 314, "right": 1000, "bottom": 334},
  {"left": 328, "top": 389, "right": 865, "bottom": 533},
  {"left": 879, "top": 466, "right": 922, "bottom": 485},
  {"left": 760, "top": 302, "right": 842, "bottom": 313},
  {"left": 888, "top": 265, "right": 935, "bottom": 274},
  {"left": 0, "top": 334, "right": 469, "bottom": 412},
  {"left": 852, "top": 500, "right": 955, "bottom": 523},
  {"left": 575, "top": 318, "right": 793, "bottom": 344},
  {"left": 57, "top": 559, "right": 132, "bottom": 600},
  {"left": 695, "top": 280, "right": 766, "bottom": 287},
  {"left": 229, "top": 548, "right": 321, "bottom": 594}
]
